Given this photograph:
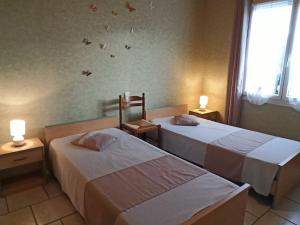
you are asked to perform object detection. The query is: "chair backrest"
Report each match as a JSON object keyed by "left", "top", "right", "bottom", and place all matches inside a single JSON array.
[{"left": 119, "top": 93, "right": 146, "bottom": 128}]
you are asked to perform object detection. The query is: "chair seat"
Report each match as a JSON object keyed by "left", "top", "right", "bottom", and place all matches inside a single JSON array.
[{"left": 122, "top": 119, "right": 159, "bottom": 134}]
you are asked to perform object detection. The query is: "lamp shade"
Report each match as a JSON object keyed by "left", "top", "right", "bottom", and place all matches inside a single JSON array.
[
  {"left": 10, "top": 120, "right": 26, "bottom": 137},
  {"left": 199, "top": 96, "right": 208, "bottom": 109}
]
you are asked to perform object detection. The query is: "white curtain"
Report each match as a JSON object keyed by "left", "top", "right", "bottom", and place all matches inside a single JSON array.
[
  {"left": 244, "top": 1, "right": 292, "bottom": 105},
  {"left": 247, "top": 87, "right": 272, "bottom": 106}
]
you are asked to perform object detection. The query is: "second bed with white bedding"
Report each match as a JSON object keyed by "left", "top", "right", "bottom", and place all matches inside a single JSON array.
[{"left": 151, "top": 116, "right": 300, "bottom": 196}]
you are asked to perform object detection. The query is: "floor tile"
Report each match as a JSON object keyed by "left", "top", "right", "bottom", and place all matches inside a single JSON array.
[
  {"left": 244, "top": 212, "right": 257, "bottom": 225},
  {"left": 286, "top": 185, "right": 300, "bottom": 204},
  {"left": 62, "top": 213, "right": 86, "bottom": 225},
  {"left": 0, "top": 207, "right": 36, "bottom": 225},
  {"left": 48, "top": 221, "right": 63, "bottom": 225},
  {"left": 43, "top": 179, "right": 62, "bottom": 198},
  {"left": 271, "top": 198, "right": 300, "bottom": 225},
  {"left": 246, "top": 192, "right": 271, "bottom": 217},
  {"left": 7, "top": 186, "right": 48, "bottom": 211},
  {"left": 32, "top": 195, "right": 75, "bottom": 225},
  {"left": 0, "top": 197, "right": 8, "bottom": 215},
  {"left": 254, "top": 211, "right": 294, "bottom": 225}
]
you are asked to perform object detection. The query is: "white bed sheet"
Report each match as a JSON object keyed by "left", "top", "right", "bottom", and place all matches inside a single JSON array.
[
  {"left": 151, "top": 116, "right": 300, "bottom": 195},
  {"left": 49, "top": 128, "right": 238, "bottom": 225},
  {"left": 50, "top": 128, "right": 165, "bottom": 216}
]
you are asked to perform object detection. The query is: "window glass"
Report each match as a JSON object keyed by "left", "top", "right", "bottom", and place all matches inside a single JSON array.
[
  {"left": 287, "top": 6, "right": 300, "bottom": 98},
  {"left": 244, "top": 1, "right": 292, "bottom": 96}
]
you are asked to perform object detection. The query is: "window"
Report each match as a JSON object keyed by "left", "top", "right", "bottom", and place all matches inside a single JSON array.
[
  {"left": 244, "top": 0, "right": 300, "bottom": 105},
  {"left": 287, "top": 6, "right": 300, "bottom": 98}
]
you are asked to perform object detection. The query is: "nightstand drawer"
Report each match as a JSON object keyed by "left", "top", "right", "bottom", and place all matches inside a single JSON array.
[
  {"left": 202, "top": 113, "right": 217, "bottom": 121},
  {"left": 0, "top": 148, "right": 43, "bottom": 170}
]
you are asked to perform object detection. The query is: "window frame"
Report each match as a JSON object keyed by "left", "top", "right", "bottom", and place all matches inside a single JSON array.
[{"left": 243, "top": 0, "right": 300, "bottom": 106}]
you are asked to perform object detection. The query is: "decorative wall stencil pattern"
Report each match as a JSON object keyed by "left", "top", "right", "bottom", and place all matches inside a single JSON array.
[{"left": 0, "top": 0, "right": 203, "bottom": 143}]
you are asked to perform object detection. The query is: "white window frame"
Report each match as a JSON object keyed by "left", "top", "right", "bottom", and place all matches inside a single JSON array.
[{"left": 243, "top": 0, "right": 300, "bottom": 107}]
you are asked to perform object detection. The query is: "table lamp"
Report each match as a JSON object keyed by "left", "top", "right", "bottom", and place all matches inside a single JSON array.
[
  {"left": 199, "top": 96, "right": 208, "bottom": 111},
  {"left": 10, "top": 120, "right": 26, "bottom": 147}
]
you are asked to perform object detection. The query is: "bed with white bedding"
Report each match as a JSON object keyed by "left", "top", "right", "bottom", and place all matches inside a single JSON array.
[
  {"left": 45, "top": 117, "right": 249, "bottom": 225},
  {"left": 147, "top": 105, "right": 300, "bottom": 208}
]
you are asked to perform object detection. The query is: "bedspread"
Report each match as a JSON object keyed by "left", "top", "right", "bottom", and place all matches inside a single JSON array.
[
  {"left": 85, "top": 155, "right": 207, "bottom": 225},
  {"left": 204, "top": 130, "right": 274, "bottom": 181}
]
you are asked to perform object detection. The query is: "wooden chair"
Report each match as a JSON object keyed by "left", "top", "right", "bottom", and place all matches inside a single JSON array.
[{"left": 118, "top": 93, "right": 160, "bottom": 145}]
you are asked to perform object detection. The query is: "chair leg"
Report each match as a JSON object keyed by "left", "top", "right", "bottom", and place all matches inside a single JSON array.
[{"left": 157, "top": 126, "right": 161, "bottom": 148}]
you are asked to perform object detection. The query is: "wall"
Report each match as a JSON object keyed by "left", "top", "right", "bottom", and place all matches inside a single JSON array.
[
  {"left": 199, "top": 0, "right": 236, "bottom": 121},
  {"left": 240, "top": 101, "right": 300, "bottom": 141},
  {"left": 0, "top": 0, "right": 205, "bottom": 143}
]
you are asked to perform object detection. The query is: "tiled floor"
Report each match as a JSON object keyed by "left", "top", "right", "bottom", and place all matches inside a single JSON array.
[
  {"left": 0, "top": 176, "right": 85, "bottom": 225},
  {"left": 1, "top": 174, "right": 300, "bottom": 225},
  {"left": 244, "top": 186, "right": 300, "bottom": 225}
]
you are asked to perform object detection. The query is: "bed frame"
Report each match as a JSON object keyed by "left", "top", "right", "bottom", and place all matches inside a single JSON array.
[
  {"left": 44, "top": 115, "right": 249, "bottom": 225},
  {"left": 147, "top": 104, "right": 300, "bottom": 208},
  {"left": 44, "top": 117, "right": 119, "bottom": 144}
]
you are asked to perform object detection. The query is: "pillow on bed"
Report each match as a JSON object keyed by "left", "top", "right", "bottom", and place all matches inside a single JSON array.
[
  {"left": 71, "top": 131, "right": 117, "bottom": 151},
  {"left": 173, "top": 115, "right": 199, "bottom": 126}
]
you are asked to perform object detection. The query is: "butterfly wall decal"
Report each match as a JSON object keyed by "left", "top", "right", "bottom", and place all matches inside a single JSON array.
[
  {"left": 105, "top": 25, "right": 111, "bottom": 32},
  {"left": 112, "top": 10, "right": 118, "bottom": 16},
  {"left": 82, "top": 70, "right": 92, "bottom": 77},
  {"left": 149, "top": 1, "right": 154, "bottom": 10},
  {"left": 82, "top": 38, "right": 92, "bottom": 45},
  {"left": 99, "top": 43, "right": 107, "bottom": 49},
  {"left": 89, "top": 4, "right": 97, "bottom": 12},
  {"left": 126, "top": 2, "right": 136, "bottom": 12}
]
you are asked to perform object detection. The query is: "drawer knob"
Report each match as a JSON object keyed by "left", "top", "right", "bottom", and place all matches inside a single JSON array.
[{"left": 13, "top": 157, "right": 27, "bottom": 162}]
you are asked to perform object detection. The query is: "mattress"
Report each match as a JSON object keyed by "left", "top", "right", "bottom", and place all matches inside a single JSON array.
[
  {"left": 49, "top": 128, "right": 239, "bottom": 225},
  {"left": 151, "top": 116, "right": 300, "bottom": 196}
]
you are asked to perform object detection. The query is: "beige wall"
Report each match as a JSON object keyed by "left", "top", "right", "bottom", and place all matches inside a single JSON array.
[
  {"left": 0, "top": 0, "right": 205, "bottom": 143},
  {"left": 199, "top": 0, "right": 236, "bottom": 121},
  {"left": 240, "top": 101, "right": 300, "bottom": 141}
]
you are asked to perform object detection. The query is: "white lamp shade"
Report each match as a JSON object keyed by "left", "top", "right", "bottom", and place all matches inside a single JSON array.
[
  {"left": 10, "top": 120, "right": 26, "bottom": 137},
  {"left": 199, "top": 96, "right": 208, "bottom": 108}
]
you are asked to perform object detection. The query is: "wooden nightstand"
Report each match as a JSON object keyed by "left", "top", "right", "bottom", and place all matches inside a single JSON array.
[
  {"left": 0, "top": 138, "right": 47, "bottom": 188},
  {"left": 189, "top": 109, "right": 218, "bottom": 121}
]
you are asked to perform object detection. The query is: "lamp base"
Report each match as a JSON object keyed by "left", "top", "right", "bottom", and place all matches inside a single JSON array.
[
  {"left": 199, "top": 106, "right": 207, "bottom": 112},
  {"left": 12, "top": 136, "right": 25, "bottom": 147}
]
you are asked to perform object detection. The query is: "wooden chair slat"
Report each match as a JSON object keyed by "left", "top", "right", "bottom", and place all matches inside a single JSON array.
[
  {"left": 129, "top": 103, "right": 143, "bottom": 107},
  {"left": 129, "top": 96, "right": 143, "bottom": 101}
]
